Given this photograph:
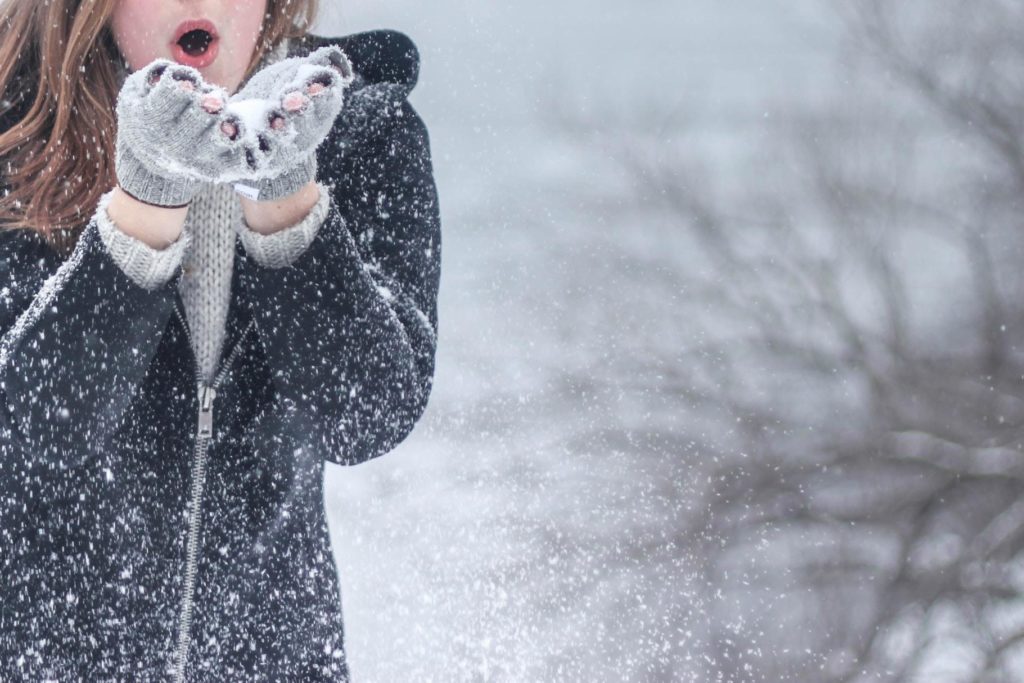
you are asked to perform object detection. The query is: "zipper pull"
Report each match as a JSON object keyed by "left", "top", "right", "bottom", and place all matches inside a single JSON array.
[{"left": 197, "top": 383, "right": 216, "bottom": 440}]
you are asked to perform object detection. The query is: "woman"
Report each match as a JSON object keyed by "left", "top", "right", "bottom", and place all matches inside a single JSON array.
[{"left": 0, "top": 0, "right": 441, "bottom": 679}]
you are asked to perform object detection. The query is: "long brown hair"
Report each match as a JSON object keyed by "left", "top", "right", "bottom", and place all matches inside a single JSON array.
[{"left": 0, "top": 0, "right": 319, "bottom": 256}]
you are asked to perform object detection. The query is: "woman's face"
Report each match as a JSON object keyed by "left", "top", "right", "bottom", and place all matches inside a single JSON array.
[{"left": 110, "top": 0, "right": 267, "bottom": 94}]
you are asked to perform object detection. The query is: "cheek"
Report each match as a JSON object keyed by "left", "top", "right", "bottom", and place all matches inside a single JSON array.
[
  {"left": 225, "top": 0, "right": 267, "bottom": 51},
  {"left": 219, "top": 0, "right": 267, "bottom": 77},
  {"left": 110, "top": 0, "right": 166, "bottom": 71}
]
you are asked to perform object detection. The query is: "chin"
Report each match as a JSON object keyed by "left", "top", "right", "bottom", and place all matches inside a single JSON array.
[{"left": 199, "top": 67, "right": 238, "bottom": 94}]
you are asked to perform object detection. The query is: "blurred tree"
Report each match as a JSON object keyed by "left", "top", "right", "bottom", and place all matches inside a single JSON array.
[{"left": 556, "top": 1, "right": 1024, "bottom": 680}]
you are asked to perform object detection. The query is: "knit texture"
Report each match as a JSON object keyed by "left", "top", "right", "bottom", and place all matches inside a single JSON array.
[
  {"left": 227, "top": 45, "right": 354, "bottom": 200},
  {"left": 97, "top": 181, "right": 329, "bottom": 383},
  {"left": 94, "top": 189, "right": 192, "bottom": 286},
  {"left": 114, "top": 63, "right": 228, "bottom": 207},
  {"left": 94, "top": 39, "right": 337, "bottom": 383},
  {"left": 234, "top": 182, "right": 329, "bottom": 268},
  {"left": 177, "top": 182, "right": 241, "bottom": 384}
]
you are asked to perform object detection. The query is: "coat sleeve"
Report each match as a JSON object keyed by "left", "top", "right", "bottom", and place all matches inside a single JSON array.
[
  {"left": 236, "top": 100, "right": 442, "bottom": 466},
  {"left": 0, "top": 217, "right": 182, "bottom": 463}
]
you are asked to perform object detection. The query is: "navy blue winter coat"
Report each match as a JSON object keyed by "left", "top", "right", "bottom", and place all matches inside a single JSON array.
[{"left": 0, "top": 29, "right": 440, "bottom": 681}]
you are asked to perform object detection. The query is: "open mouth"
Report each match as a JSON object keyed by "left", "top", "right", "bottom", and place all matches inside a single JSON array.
[
  {"left": 178, "top": 29, "right": 214, "bottom": 57},
  {"left": 171, "top": 20, "right": 219, "bottom": 68}
]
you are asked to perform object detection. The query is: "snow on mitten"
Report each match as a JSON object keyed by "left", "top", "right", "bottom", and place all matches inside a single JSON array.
[
  {"left": 115, "top": 60, "right": 240, "bottom": 207},
  {"left": 222, "top": 45, "right": 355, "bottom": 201}
]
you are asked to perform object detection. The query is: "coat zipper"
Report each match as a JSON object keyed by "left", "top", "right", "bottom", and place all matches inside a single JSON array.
[{"left": 170, "top": 299, "right": 255, "bottom": 682}]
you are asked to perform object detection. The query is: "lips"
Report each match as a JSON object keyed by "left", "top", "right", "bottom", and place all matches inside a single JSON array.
[{"left": 170, "top": 20, "right": 219, "bottom": 69}]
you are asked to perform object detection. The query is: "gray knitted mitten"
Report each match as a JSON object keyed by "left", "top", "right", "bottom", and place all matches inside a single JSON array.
[
  {"left": 223, "top": 45, "right": 355, "bottom": 201},
  {"left": 115, "top": 61, "right": 235, "bottom": 207}
]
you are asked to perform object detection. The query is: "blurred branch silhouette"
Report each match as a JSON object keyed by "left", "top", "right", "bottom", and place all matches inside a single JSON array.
[{"left": 548, "top": 1, "right": 1024, "bottom": 680}]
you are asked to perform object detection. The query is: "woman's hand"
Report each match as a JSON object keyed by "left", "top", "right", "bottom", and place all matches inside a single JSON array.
[
  {"left": 221, "top": 45, "right": 355, "bottom": 201},
  {"left": 114, "top": 60, "right": 237, "bottom": 207},
  {"left": 114, "top": 47, "right": 353, "bottom": 206}
]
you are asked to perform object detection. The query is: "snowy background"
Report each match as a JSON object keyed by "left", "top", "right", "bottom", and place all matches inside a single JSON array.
[
  {"left": 317, "top": 1, "right": 833, "bottom": 681},
  {"left": 314, "top": 2, "right": 1024, "bottom": 681}
]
